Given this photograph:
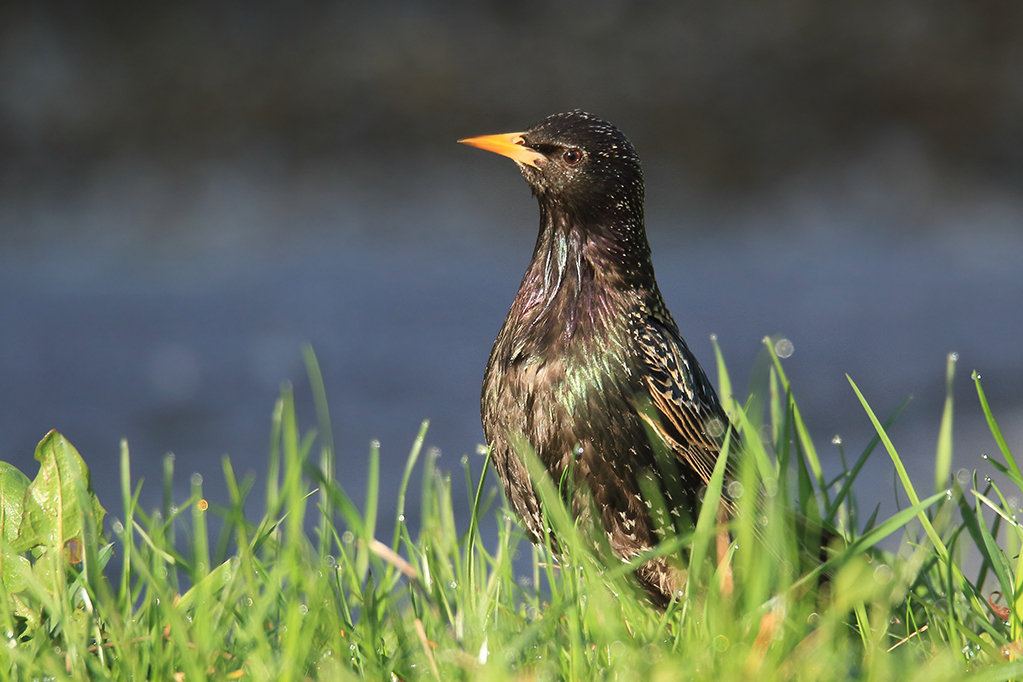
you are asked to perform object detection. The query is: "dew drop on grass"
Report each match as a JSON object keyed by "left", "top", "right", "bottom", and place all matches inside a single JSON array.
[
  {"left": 190, "top": 473, "right": 203, "bottom": 486},
  {"left": 726, "top": 481, "right": 744, "bottom": 499},
  {"left": 774, "top": 338, "right": 794, "bottom": 358},
  {"left": 476, "top": 444, "right": 488, "bottom": 456},
  {"left": 449, "top": 581, "right": 457, "bottom": 589},
  {"left": 807, "top": 613, "right": 819, "bottom": 626},
  {"left": 461, "top": 454, "right": 469, "bottom": 466},
  {"left": 398, "top": 514, "right": 405, "bottom": 522},
  {"left": 342, "top": 531, "right": 354, "bottom": 544},
  {"left": 369, "top": 439, "right": 380, "bottom": 450},
  {"left": 873, "top": 564, "right": 893, "bottom": 584},
  {"left": 298, "top": 604, "right": 308, "bottom": 615},
  {"left": 112, "top": 520, "right": 124, "bottom": 534},
  {"left": 955, "top": 468, "right": 971, "bottom": 485},
  {"left": 831, "top": 435, "right": 842, "bottom": 445}
]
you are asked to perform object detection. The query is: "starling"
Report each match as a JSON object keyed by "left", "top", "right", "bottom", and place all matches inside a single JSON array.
[{"left": 461, "top": 111, "right": 730, "bottom": 606}]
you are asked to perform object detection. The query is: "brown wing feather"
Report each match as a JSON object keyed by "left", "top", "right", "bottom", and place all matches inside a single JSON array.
[{"left": 634, "top": 316, "right": 730, "bottom": 486}]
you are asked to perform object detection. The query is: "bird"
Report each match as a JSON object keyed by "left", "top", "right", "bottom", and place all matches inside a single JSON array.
[{"left": 460, "top": 111, "right": 732, "bottom": 607}]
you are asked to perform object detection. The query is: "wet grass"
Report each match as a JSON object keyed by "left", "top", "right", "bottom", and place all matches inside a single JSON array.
[{"left": 2, "top": 342, "right": 1022, "bottom": 681}]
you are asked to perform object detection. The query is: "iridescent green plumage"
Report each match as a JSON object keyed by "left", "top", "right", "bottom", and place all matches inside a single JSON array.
[{"left": 472, "top": 111, "right": 730, "bottom": 606}]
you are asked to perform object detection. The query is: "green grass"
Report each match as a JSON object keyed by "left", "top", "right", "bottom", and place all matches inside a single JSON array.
[{"left": 1, "top": 341, "right": 1022, "bottom": 681}]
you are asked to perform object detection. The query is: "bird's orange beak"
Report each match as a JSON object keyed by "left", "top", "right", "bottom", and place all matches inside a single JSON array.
[{"left": 458, "top": 132, "right": 546, "bottom": 169}]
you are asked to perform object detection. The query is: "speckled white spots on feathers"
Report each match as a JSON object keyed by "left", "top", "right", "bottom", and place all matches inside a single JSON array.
[{"left": 479, "top": 111, "right": 731, "bottom": 608}]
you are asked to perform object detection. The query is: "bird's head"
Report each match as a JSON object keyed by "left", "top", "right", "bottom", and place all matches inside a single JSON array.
[{"left": 460, "top": 111, "right": 644, "bottom": 224}]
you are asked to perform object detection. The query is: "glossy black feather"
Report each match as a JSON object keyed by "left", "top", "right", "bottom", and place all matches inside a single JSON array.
[{"left": 478, "top": 111, "right": 730, "bottom": 606}]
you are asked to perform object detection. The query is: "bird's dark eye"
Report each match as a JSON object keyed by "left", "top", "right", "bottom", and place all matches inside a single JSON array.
[{"left": 562, "top": 148, "right": 583, "bottom": 165}]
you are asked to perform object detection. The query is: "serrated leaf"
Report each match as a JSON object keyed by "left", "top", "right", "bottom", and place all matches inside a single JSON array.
[{"left": 13, "top": 431, "right": 106, "bottom": 552}]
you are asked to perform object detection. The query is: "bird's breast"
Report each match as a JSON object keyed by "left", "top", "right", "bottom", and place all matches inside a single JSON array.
[{"left": 484, "top": 306, "right": 637, "bottom": 460}]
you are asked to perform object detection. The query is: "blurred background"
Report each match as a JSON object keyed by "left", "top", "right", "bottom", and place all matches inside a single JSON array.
[{"left": 1, "top": 1, "right": 1022, "bottom": 536}]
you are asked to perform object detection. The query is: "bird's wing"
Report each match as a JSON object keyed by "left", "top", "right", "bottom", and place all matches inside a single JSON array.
[{"left": 633, "top": 317, "right": 728, "bottom": 486}]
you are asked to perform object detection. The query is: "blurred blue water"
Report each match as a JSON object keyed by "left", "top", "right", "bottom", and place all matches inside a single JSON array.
[{"left": 1, "top": 156, "right": 1021, "bottom": 541}]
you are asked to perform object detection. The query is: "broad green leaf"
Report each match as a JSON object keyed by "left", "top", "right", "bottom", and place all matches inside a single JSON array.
[
  {"left": 13, "top": 430, "right": 106, "bottom": 552},
  {"left": 0, "top": 462, "right": 30, "bottom": 544},
  {"left": 0, "top": 462, "right": 31, "bottom": 592}
]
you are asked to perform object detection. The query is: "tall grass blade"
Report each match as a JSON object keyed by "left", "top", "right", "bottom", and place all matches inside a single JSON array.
[
  {"left": 303, "top": 345, "right": 336, "bottom": 557},
  {"left": 827, "top": 397, "right": 911, "bottom": 523},
  {"left": 767, "top": 337, "right": 830, "bottom": 509},
  {"left": 847, "top": 374, "right": 949, "bottom": 560},
  {"left": 974, "top": 371, "right": 1021, "bottom": 483},
  {"left": 393, "top": 420, "right": 429, "bottom": 552},
  {"left": 934, "top": 353, "right": 956, "bottom": 494}
]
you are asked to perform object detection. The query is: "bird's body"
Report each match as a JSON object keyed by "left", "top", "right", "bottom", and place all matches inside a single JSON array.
[{"left": 463, "top": 112, "right": 730, "bottom": 606}]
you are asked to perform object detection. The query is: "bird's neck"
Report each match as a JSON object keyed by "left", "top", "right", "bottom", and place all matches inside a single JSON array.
[{"left": 512, "top": 202, "right": 655, "bottom": 341}]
